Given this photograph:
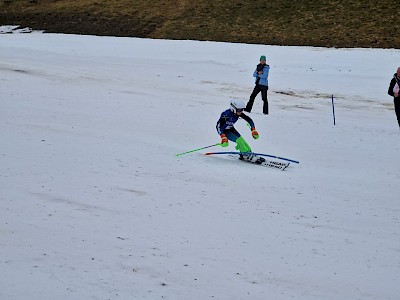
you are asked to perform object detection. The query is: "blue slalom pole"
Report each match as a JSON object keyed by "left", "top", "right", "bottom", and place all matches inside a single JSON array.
[{"left": 331, "top": 95, "right": 336, "bottom": 125}]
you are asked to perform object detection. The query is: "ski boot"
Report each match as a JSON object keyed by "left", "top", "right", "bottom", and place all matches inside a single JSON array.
[
  {"left": 239, "top": 153, "right": 265, "bottom": 164},
  {"left": 254, "top": 156, "right": 266, "bottom": 164}
]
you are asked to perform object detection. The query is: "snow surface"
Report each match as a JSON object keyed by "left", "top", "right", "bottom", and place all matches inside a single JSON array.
[{"left": 1, "top": 31, "right": 399, "bottom": 300}]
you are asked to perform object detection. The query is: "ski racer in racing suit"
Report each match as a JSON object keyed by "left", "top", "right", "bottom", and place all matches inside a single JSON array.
[{"left": 216, "top": 99, "right": 264, "bottom": 163}]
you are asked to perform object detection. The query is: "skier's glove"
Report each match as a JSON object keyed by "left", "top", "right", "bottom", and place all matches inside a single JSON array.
[
  {"left": 220, "top": 134, "right": 229, "bottom": 147},
  {"left": 251, "top": 128, "right": 259, "bottom": 139}
]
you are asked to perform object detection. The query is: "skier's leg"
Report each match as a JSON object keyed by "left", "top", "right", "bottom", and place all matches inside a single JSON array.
[
  {"left": 235, "top": 136, "right": 252, "bottom": 153},
  {"left": 225, "top": 128, "right": 248, "bottom": 149},
  {"left": 231, "top": 131, "right": 266, "bottom": 164},
  {"left": 225, "top": 129, "right": 241, "bottom": 143},
  {"left": 225, "top": 129, "right": 255, "bottom": 161}
]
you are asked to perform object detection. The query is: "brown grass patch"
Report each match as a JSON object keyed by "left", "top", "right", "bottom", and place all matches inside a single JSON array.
[{"left": 0, "top": 0, "right": 398, "bottom": 48}]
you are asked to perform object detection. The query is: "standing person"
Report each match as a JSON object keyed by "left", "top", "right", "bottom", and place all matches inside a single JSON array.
[
  {"left": 245, "top": 55, "right": 270, "bottom": 114},
  {"left": 216, "top": 99, "right": 265, "bottom": 164},
  {"left": 388, "top": 67, "right": 400, "bottom": 128}
]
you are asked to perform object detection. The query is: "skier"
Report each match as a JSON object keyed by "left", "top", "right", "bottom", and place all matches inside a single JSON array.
[
  {"left": 245, "top": 55, "right": 270, "bottom": 114},
  {"left": 216, "top": 99, "right": 265, "bottom": 164},
  {"left": 387, "top": 67, "right": 400, "bottom": 128}
]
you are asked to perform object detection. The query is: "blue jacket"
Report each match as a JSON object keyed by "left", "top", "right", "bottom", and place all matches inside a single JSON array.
[
  {"left": 216, "top": 109, "right": 255, "bottom": 135},
  {"left": 253, "top": 65, "right": 270, "bottom": 86}
]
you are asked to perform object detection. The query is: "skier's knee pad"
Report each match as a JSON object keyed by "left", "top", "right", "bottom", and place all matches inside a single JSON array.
[{"left": 235, "top": 136, "right": 252, "bottom": 153}]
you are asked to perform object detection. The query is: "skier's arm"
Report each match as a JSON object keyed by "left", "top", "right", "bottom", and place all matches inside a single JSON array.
[
  {"left": 241, "top": 113, "right": 259, "bottom": 139},
  {"left": 216, "top": 114, "right": 229, "bottom": 135},
  {"left": 240, "top": 113, "right": 255, "bottom": 129},
  {"left": 216, "top": 114, "right": 230, "bottom": 147}
]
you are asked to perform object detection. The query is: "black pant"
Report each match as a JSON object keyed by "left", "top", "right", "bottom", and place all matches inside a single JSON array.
[
  {"left": 246, "top": 84, "right": 268, "bottom": 114},
  {"left": 395, "top": 98, "right": 400, "bottom": 127}
]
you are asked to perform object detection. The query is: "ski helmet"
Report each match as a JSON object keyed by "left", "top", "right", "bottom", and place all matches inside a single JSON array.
[{"left": 230, "top": 99, "right": 246, "bottom": 113}]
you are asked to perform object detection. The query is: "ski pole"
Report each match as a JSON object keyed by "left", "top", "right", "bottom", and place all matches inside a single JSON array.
[
  {"left": 176, "top": 143, "right": 221, "bottom": 157},
  {"left": 332, "top": 94, "right": 336, "bottom": 125}
]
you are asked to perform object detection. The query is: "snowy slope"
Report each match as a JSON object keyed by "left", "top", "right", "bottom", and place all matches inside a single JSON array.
[{"left": 1, "top": 32, "right": 399, "bottom": 300}]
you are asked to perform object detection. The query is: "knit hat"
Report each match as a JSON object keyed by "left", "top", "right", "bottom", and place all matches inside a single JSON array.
[{"left": 260, "top": 55, "right": 266, "bottom": 61}]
